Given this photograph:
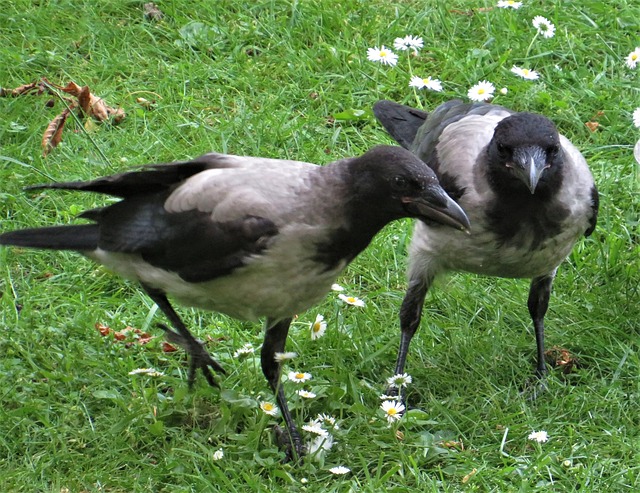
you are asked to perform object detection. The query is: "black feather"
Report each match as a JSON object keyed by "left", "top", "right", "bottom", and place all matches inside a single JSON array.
[{"left": 0, "top": 224, "right": 99, "bottom": 251}]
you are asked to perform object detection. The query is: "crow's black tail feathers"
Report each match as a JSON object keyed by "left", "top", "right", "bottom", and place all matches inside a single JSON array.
[
  {"left": 0, "top": 224, "right": 99, "bottom": 251},
  {"left": 373, "top": 100, "right": 429, "bottom": 150}
]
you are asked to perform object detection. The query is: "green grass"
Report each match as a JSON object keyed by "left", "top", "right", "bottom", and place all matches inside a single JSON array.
[{"left": 1, "top": 0, "right": 639, "bottom": 491}]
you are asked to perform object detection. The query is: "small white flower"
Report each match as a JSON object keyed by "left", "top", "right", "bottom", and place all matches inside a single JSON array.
[
  {"left": 633, "top": 108, "right": 640, "bottom": 128},
  {"left": 331, "top": 283, "right": 344, "bottom": 291},
  {"left": 381, "top": 400, "right": 405, "bottom": 423},
  {"left": 511, "top": 65, "right": 539, "bottom": 80},
  {"left": 233, "top": 343, "right": 254, "bottom": 358},
  {"left": 497, "top": 0, "right": 522, "bottom": 8},
  {"left": 387, "top": 373, "right": 413, "bottom": 388},
  {"left": 296, "top": 389, "right": 317, "bottom": 399},
  {"left": 128, "top": 367, "right": 164, "bottom": 377},
  {"left": 212, "top": 448, "right": 224, "bottom": 461},
  {"left": 393, "top": 35, "right": 424, "bottom": 53},
  {"left": 367, "top": 45, "right": 399, "bottom": 66},
  {"left": 313, "top": 413, "right": 339, "bottom": 430},
  {"left": 500, "top": 87, "right": 509, "bottom": 95},
  {"left": 307, "top": 433, "right": 334, "bottom": 457},
  {"left": 288, "top": 371, "right": 312, "bottom": 383},
  {"left": 329, "top": 465, "right": 351, "bottom": 475},
  {"left": 528, "top": 430, "right": 549, "bottom": 443},
  {"left": 260, "top": 401, "right": 279, "bottom": 416},
  {"left": 379, "top": 393, "right": 402, "bottom": 401},
  {"left": 626, "top": 48, "right": 640, "bottom": 69},
  {"left": 467, "top": 80, "right": 495, "bottom": 102},
  {"left": 338, "top": 294, "right": 365, "bottom": 307},
  {"left": 302, "top": 423, "right": 329, "bottom": 437},
  {"left": 274, "top": 351, "right": 297, "bottom": 363},
  {"left": 532, "top": 16, "right": 555, "bottom": 38},
  {"left": 409, "top": 75, "right": 443, "bottom": 91},
  {"left": 310, "top": 314, "right": 327, "bottom": 340}
]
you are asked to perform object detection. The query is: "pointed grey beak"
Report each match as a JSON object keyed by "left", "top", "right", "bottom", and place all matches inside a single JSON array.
[
  {"left": 512, "top": 145, "right": 548, "bottom": 194},
  {"left": 403, "top": 186, "right": 471, "bottom": 233}
]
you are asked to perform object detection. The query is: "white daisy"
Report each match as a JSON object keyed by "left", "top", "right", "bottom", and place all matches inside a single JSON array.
[
  {"left": 310, "top": 314, "right": 327, "bottom": 340},
  {"left": 500, "top": 87, "right": 509, "bottom": 95},
  {"left": 314, "top": 413, "right": 339, "bottom": 430},
  {"left": 387, "top": 372, "right": 413, "bottom": 388},
  {"left": 329, "top": 465, "right": 351, "bottom": 475},
  {"left": 467, "top": 80, "right": 495, "bottom": 102},
  {"left": 497, "top": 0, "right": 522, "bottom": 8},
  {"left": 233, "top": 343, "right": 254, "bottom": 358},
  {"left": 302, "top": 423, "right": 328, "bottom": 437},
  {"left": 331, "top": 283, "right": 344, "bottom": 291},
  {"left": 381, "top": 400, "right": 406, "bottom": 423},
  {"left": 409, "top": 75, "right": 443, "bottom": 91},
  {"left": 393, "top": 35, "right": 424, "bottom": 53},
  {"left": 528, "top": 430, "right": 549, "bottom": 443},
  {"left": 379, "top": 393, "right": 402, "bottom": 401},
  {"left": 296, "top": 389, "right": 317, "bottom": 399},
  {"left": 633, "top": 108, "right": 640, "bottom": 128},
  {"left": 532, "top": 16, "right": 555, "bottom": 38},
  {"left": 212, "top": 448, "right": 224, "bottom": 461},
  {"left": 511, "top": 65, "right": 540, "bottom": 80},
  {"left": 288, "top": 371, "right": 312, "bottom": 383},
  {"left": 626, "top": 48, "right": 640, "bottom": 69},
  {"left": 338, "top": 294, "right": 365, "bottom": 307},
  {"left": 128, "top": 367, "right": 164, "bottom": 377},
  {"left": 274, "top": 351, "right": 297, "bottom": 363},
  {"left": 366, "top": 45, "right": 399, "bottom": 66},
  {"left": 307, "top": 433, "right": 334, "bottom": 456},
  {"left": 259, "top": 401, "right": 279, "bottom": 416}
]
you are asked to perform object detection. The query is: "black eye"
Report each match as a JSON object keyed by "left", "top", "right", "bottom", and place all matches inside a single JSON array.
[
  {"left": 392, "top": 176, "right": 408, "bottom": 189},
  {"left": 547, "top": 144, "right": 559, "bottom": 155},
  {"left": 497, "top": 143, "right": 507, "bottom": 153}
]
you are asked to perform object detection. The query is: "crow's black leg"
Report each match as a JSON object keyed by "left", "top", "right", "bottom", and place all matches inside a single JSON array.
[
  {"left": 528, "top": 272, "right": 556, "bottom": 379},
  {"left": 142, "top": 285, "right": 225, "bottom": 389},
  {"left": 388, "top": 276, "right": 431, "bottom": 401},
  {"left": 261, "top": 317, "right": 304, "bottom": 461}
]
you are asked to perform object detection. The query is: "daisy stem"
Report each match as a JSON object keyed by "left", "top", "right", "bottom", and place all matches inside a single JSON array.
[{"left": 524, "top": 32, "right": 540, "bottom": 59}]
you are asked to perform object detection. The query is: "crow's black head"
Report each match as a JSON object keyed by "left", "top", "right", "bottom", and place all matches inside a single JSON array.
[
  {"left": 350, "top": 145, "right": 470, "bottom": 232},
  {"left": 487, "top": 113, "right": 564, "bottom": 197}
]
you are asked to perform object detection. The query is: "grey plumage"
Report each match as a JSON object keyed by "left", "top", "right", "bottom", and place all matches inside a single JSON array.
[
  {"left": 0, "top": 145, "right": 469, "bottom": 459},
  {"left": 373, "top": 99, "right": 598, "bottom": 398}
]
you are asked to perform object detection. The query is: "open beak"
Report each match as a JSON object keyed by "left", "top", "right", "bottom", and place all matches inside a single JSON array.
[
  {"left": 512, "top": 145, "right": 548, "bottom": 194},
  {"left": 403, "top": 185, "right": 470, "bottom": 233}
]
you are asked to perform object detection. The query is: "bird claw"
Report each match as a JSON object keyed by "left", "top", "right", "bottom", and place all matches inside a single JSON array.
[
  {"left": 274, "top": 425, "right": 306, "bottom": 463},
  {"left": 157, "top": 323, "right": 226, "bottom": 388},
  {"left": 521, "top": 375, "right": 549, "bottom": 401}
]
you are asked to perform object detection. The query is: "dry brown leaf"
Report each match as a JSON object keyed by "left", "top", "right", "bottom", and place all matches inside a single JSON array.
[
  {"left": 95, "top": 322, "right": 111, "bottom": 337},
  {"left": 58, "top": 81, "right": 83, "bottom": 97},
  {"left": 162, "top": 341, "right": 179, "bottom": 353},
  {"left": 585, "top": 121, "right": 599, "bottom": 132},
  {"left": 0, "top": 81, "right": 37, "bottom": 97},
  {"left": 544, "top": 346, "right": 580, "bottom": 374},
  {"left": 42, "top": 107, "right": 73, "bottom": 156},
  {"left": 462, "top": 468, "right": 478, "bottom": 484}
]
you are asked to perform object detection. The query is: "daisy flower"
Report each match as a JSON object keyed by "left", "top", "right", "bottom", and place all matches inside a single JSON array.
[
  {"left": 331, "top": 283, "right": 344, "bottom": 291},
  {"left": 288, "top": 371, "right": 312, "bottom": 383},
  {"left": 497, "top": 0, "right": 522, "bottom": 8},
  {"left": 302, "top": 423, "right": 329, "bottom": 437},
  {"left": 409, "top": 75, "right": 443, "bottom": 91},
  {"left": 393, "top": 35, "right": 424, "bottom": 53},
  {"left": 379, "top": 393, "right": 401, "bottom": 401},
  {"left": 310, "top": 314, "right": 327, "bottom": 340},
  {"left": 381, "top": 399, "right": 405, "bottom": 423},
  {"left": 511, "top": 65, "right": 539, "bottom": 80},
  {"left": 387, "top": 372, "right": 413, "bottom": 388},
  {"left": 233, "top": 343, "right": 254, "bottom": 358},
  {"left": 329, "top": 465, "right": 351, "bottom": 475},
  {"left": 532, "top": 16, "right": 555, "bottom": 38},
  {"left": 307, "top": 433, "right": 334, "bottom": 456},
  {"left": 314, "top": 413, "right": 339, "bottom": 430},
  {"left": 128, "top": 367, "right": 164, "bottom": 377},
  {"left": 296, "top": 389, "right": 317, "bottom": 399},
  {"left": 367, "top": 45, "right": 398, "bottom": 66},
  {"left": 633, "top": 108, "right": 640, "bottom": 128},
  {"left": 212, "top": 448, "right": 224, "bottom": 461},
  {"left": 467, "top": 80, "right": 495, "bottom": 102},
  {"left": 500, "top": 87, "right": 509, "bottom": 95},
  {"left": 260, "top": 401, "right": 279, "bottom": 416},
  {"left": 274, "top": 351, "right": 297, "bottom": 363},
  {"left": 338, "top": 293, "right": 365, "bottom": 307},
  {"left": 626, "top": 47, "right": 640, "bottom": 69},
  {"left": 528, "top": 430, "right": 549, "bottom": 443}
]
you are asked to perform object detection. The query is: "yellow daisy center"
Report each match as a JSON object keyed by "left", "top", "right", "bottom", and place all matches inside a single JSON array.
[
  {"left": 523, "top": 69, "right": 530, "bottom": 75},
  {"left": 295, "top": 373, "right": 305, "bottom": 380},
  {"left": 387, "top": 408, "right": 398, "bottom": 416},
  {"left": 478, "top": 88, "right": 486, "bottom": 94},
  {"left": 312, "top": 323, "right": 321, "bottom": 332},
  {"left": 632, "top": 54, "right": 638, "bottom": 61},
  {"left": 263, "top": 403, "right": 274, "bottom": 411},
  {"left": 347, "top": 297, "right": 356, "bottom": 303},
  {"left": 380, "top": 51, "right": 387, "bottom": 57}
]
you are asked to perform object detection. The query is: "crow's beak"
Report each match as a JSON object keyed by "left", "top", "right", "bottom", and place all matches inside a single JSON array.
[
  {"left": 512, "top": 145, "right": 548, "bottom": 194},
  {"left": 403, "top": 186, "right": 471, "bottom": 233}
]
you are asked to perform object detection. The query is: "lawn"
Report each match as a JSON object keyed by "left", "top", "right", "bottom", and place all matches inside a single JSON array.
[{"left": 0, "top": 0, "right": 638, "bottom": 491}]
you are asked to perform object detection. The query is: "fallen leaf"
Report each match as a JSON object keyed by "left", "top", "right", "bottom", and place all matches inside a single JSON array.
[
  {"left": 462, "top": 468, "right": 478, "bottom": 484},
  {"left": 95, "top": 323, "right": 111, "bottom": 337},
  {"left": 162, "top": 341, "right": 179, "bottom": 352},
  {"left": 585, "top": 121, "right": 599, "bottom": 132},
  {"left": 42, "top": 107, "right": 73, "bottom": 156},
  {"left": 544, "top": 346, "right": 580, "bottom": 374},
  {"left": 113, "top": 331, "right": 127, "bottom": 341}
]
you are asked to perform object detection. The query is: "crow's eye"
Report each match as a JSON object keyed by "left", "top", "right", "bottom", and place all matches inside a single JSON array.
[
  {"left": 392, "top": 175, "right": 408, "bottom": 189},
  {"left": 497, "top": 143, "right": 507, "bottom": 153},
  {"left": 547, "top": 144, "right": 560, "bottom": 155}
]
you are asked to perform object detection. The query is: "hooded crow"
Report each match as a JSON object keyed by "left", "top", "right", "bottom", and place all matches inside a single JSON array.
[
  {"left": 373, "top": 99, "right": 598, "bottom": 398},
  {"left": 0, "top": 145, "right": 469, "bottom": 458}
]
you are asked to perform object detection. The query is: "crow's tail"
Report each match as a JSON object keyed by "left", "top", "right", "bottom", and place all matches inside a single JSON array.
[
  {"left": 0, "top": 224, "right": 99, "bottom": 251},
  {"left": 373, "top": 100, "right": 429, "bottom": 150}
]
